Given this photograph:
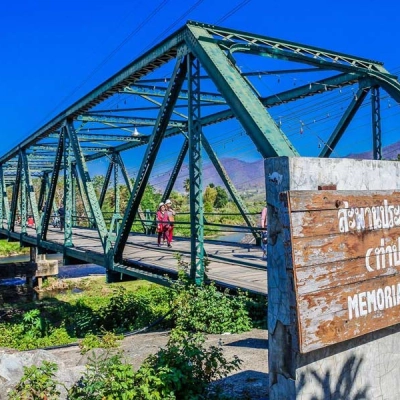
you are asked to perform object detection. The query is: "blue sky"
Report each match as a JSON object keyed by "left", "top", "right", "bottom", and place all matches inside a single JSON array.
[{"left": 1, "top": 0, "right": 399, "bottom": 166}]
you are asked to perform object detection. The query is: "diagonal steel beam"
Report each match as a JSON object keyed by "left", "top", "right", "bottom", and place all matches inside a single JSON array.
[
  {"left": 99, "top": 159, "right": 113, "bottom": 209},
  {"left": 41, "top": 131, "right": 64, "bottom": 240},
  {"left": 186, "top": 24, "right": 298, "bottom": 158},
  {"left": 201, "top": 133, "right": 256, "bottom": 236},
  {"left": 65, "top": 121, "right": 109, "bottom": 251},
  {"left": 114, "top": 53, "right": 188, "bottom": 261},
  {"left": 319, "top": 86, "right": 369, "bottom": 158},
  {"left": 21, "top": 150, "right": 41, "bottom": 238},
  {"left": 9, "top": 157, "right": 22, "bottom": 231}
]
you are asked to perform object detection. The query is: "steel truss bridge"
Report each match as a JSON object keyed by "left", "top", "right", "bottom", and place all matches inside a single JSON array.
[{"left": 1, "top": 21, "right": 400, "bottom": 294}]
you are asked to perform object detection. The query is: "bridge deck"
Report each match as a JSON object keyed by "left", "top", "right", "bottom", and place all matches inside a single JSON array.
[{"left": 2, "top": 226, "right": 267, "bottom": 295}]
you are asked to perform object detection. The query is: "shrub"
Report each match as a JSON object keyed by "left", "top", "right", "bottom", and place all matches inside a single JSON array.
[
  {"left": 168, "top": 266, "right": 252, "bottom": 334},
  {"left": 134, "top": 328, "right": 242, "bottom": 399},
  {"left": 79, "top": 331, "right": 123, "bottom": 354},
  {"left": 68, "top": 351, "right": 135, "bottom": 399},
  {"left": 8, "top": 361, "right": 62, "bottom": 399}
]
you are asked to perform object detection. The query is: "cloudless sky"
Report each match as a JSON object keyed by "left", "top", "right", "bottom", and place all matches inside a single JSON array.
[{"left": 0, "top": 0, "right": 399, "bottom": 159}]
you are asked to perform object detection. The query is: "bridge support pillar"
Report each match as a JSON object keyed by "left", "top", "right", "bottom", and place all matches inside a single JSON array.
[
  {"left": 106, "top": 270, "right": 121, "bottom": 283},
  {"left": 28, "top": 247, "right": 59, "bottom": 289}
]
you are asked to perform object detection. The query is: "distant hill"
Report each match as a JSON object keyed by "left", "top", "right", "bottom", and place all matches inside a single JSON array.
[
  {"left": 150, "top": 141, "right": 400, "bottom": 194},
  {"left": 151, "top": 157, "right": 265, "bottom": 193},
  {"left": 347, "top": 140, "right": 400, "bottom": 160}
]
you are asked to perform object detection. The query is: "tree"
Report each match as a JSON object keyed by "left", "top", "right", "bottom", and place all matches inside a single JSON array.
[{"left": 214, "top": 186, "right": 228, "bottom": 208}]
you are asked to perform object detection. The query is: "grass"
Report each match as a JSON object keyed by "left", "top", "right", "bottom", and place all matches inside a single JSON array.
[{"left": 0, "top": 239, "right": 29, "bottom": 257}]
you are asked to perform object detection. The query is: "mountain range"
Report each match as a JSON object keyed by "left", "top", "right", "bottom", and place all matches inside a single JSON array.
[{"left": 151, "top": 141, "right": 400, "bottom": 193}]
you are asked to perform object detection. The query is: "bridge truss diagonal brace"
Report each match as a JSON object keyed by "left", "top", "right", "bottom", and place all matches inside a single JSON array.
[
  {"left": 201, "top": 133, "right": 257, "bottom": 237},
  {"left": 114, "top": 51, "right": 189, "bottom": 261},
  {"left": 185, "top": 25, "right": 298, "bottom": 158},
  {"left": 319, "top": 85, "right": 369, "bottom": 158},
  {"left": 9, "top": 156, "right": 22, "bottom": 231},
  {"left": 41, "top": 129, "right": 64, "bottom": 241},
  {"left": 20, "top": 150, "right": 41, "bottom": 239},
  {"left": 65, "top": 120, "right": 110, "bottom": 252}
]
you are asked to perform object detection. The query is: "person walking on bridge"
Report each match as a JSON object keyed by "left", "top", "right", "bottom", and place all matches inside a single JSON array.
[
  {"left": 260, "top": 206, "right": 268, "bottom": 259},
  {"left": 156, "top": 202, "right": 171, "bottom": 248},
  {"left": 165, "top": 199, "right": 176, "bottom": 243}
]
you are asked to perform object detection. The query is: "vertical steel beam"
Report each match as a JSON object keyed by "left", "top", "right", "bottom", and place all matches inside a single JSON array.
[
  {"left": 188, "top": 54, "right": 205, "bottom": 284},
  {"left": 20, "top": 154, "right": 27, "bottom": 235},
  {"left": 0, "top": 165, "right": 10, "bottom": 229},
  {"left": 41, "top": 130, "right": 64, "bottom": 241},
  {"left": 371, "top": 86, "right": 382, "bottom": 160},
  {"left": 63, "top": 133, "right": 73, "bottom": 247},
  {"left": 319, "top": 87, "right": 368, "bottom": 158},
  {"left": 21, "top": 151, "right": 41, "bottom": 237},
  {"left": 65, "top": 120, "right": 109, "bottom": 251},
  {"left": 114, "top": 53, "right": 188, "bottom": 261},
  {"left": 72, "top": 171, "right": 76, "bottom": 226}
]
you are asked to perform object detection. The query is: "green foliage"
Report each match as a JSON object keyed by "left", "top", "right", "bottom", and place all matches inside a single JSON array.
[
  {"left": 79, "top": 331, "right": 123, "bottom": 354},
  {"left": 0, "top": 239, "right": 29, "bottom": 256},
  {"left": 68, "top": 351, "right": 135, "bottom": 400},
  {"left": 97, "top": 286, "right": 169, "bottom": 333},
  {"left": 214, "top": 186, "right": 229, "bottom": 208},
  {"left": 168, "top": 261, "right": 252, "bottom": 334},
  {"left": 134, "top": 329, "right": 242, "bottom": 399},
  {"left": 22, "top": 309, "right": 49, "bottom": 339},
  {"left": 8, "top": 361, "right": 62, "bottom": 400}
]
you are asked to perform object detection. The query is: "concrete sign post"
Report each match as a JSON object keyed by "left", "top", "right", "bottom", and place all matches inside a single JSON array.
[{"left": 266, "top": 157, "right": 400, "bottom": 400}]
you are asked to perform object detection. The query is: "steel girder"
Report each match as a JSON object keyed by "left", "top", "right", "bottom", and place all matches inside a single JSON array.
[
  {"left": 319, "top": 86, "right": 370, "bottom": 158},
  {"left": 41, "top": 131, "right": 64, "bottom": 241},
  {"left": 371, "top": 86, "right": 382, "bottom": 160},
  {"left": 188, "top": 54, "right": 205, "bottom": 283},
  {"left": 122, "top": 84, "right": 226, "bottom": 104},
  {"left": 186, "top": 24, "right": 298, "bottom": 158},
  {"left": 20, "top": 151, "right": 41, "bottom": 239},
  {"left": 201, "top": 133, "right": 256, "bottom": 235},
  {"left": 114, "top": 52, "right": 188, "bottom": 261},
  {"left": 63, "top": 133, "right": 74, "bottom": 247},
  {"left": 65, "top": 121, "right": 110, "bottom": 252},
  {"left": 0, "top": 166, "right": 9, "bottom": 229}
]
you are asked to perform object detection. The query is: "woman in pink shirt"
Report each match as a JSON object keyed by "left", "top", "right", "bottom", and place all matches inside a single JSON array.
[{"left": 156, "top": 203, "right": 171, "bottom": 247}]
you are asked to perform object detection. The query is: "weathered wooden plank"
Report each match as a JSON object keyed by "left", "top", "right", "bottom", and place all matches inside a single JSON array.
[
  {"left": 292, "top": 228, "right": 400, "bottom": 267},
  {"left": 295, "top": 257, "right": 399, "bottom": 295},
  {"left": 297, "top": 273, "right": 400, "bottom": 352},
  {"left": 288, "top": 190, "right": 400, "bottom": 212}
]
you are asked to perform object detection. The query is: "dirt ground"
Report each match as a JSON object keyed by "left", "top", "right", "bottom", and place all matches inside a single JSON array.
[{"left": 50, "top": 328, "right": 269, "bottom": 399}]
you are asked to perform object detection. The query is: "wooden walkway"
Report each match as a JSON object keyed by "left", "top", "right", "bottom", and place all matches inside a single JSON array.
[{"left": 2, "top": 225, "right": 267, "bottom": 295}]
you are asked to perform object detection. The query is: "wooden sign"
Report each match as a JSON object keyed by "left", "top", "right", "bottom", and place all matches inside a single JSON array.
[{"left": 286, "top": 190, "right": 400, "bottom": 353}]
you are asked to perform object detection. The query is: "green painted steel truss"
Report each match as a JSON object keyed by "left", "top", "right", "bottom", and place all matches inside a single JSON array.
[{"left": 1, "top": 21, "right": 400, "bottom": 284}]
